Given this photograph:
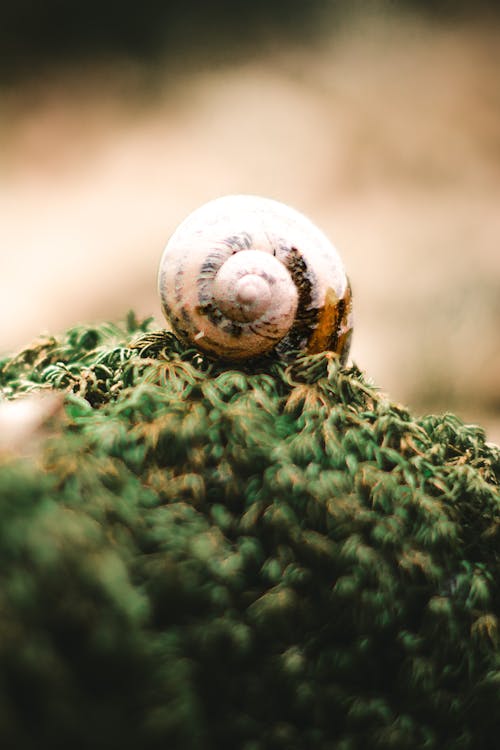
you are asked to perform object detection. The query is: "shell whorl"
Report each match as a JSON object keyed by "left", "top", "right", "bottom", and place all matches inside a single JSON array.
[
  {"left": 212, "top": 250, "right": 298, "bottom": 326},
  {"left": 158, "top": 195, "right": 353, "bottom": 361}
]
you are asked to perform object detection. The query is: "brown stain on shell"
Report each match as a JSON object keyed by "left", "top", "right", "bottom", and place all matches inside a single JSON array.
[{"left": 307, "top": 282, "right": 353, "bottom": 363}]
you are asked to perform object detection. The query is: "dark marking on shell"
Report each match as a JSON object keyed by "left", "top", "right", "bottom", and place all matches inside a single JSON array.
[
  {"left": 220, "top": 320, "right": 244, "bottom": 338},
  {"left": 161, "top": 297, "right": 172, "bottom": 320},
  {"left": 170, "top": 305, "right": 194, "bottom": 341},
  {"left": 169, "top": 312, "right": 190, "bottom": 341},
  {"left": 278, "top": 246, "right": 319, "bottom": 352},
  {"left": 196, "top": 249, "right": 229, "bottom": 329},
  {"left": 330, "top": 298, "right": 345, "bottom": 353},
  {"left": 196, "top": 302, "right": 224, "bottom": 327},
  {"left": 335, "top": 281, "right": 353, "bottom": 365},
  {"left": 196, "top": 333, "right": 246, "bottom": 358},
  {"left": 180, "top": 306, "right": 191, "bottom": 326},
  {"left": 198, "top": 250, "right": 227, "bottom": 280},
  {"left": 222, "top": 232, "right": 253, "bottom": 252},
  {"left": 248, "top": 324, "right": 279, "bottom": 341},
  {"left": 195, "top": 301, "right": 245, "bottom": 338}
]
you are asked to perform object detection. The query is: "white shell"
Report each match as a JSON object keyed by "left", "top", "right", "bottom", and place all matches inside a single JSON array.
[{"left": 158, "top": 195, "right": 353, "bottom": 361}]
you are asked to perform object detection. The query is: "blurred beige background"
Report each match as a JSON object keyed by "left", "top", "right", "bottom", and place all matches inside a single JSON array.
[{"left": 1, "top": 9, "right": 499, "bottom": 440}]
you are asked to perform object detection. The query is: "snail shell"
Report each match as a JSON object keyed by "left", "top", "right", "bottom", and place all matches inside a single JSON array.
[{"left": 158, "top": 195, "right": 353, "bottom": 362}]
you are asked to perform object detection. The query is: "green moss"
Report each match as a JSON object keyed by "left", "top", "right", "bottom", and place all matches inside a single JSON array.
[{"left": 0, "top": 314, "right": 499, "bottom": 749}]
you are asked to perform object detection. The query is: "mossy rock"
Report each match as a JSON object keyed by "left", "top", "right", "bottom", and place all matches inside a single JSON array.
[{"left": 0, "top": 314, "right": 499, "bottom": 750}]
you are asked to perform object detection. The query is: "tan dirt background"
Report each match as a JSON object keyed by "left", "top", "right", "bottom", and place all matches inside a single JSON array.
[{"left": 1, "top": 14, "right": 499, "bottom": 441}]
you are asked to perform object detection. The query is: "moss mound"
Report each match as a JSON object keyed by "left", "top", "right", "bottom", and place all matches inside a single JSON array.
[{"left": 0, "top": 314, "right": 499, "bottom": 750}]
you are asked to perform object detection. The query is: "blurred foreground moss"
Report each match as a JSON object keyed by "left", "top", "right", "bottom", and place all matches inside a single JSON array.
[{"left": 0, "top": 313, "right": 499, "bottom": 749}]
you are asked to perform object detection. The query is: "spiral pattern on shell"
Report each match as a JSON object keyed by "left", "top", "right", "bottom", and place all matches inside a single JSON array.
[{"left": 158, "top": 195, "right": 353, "bottom": 362}]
